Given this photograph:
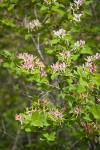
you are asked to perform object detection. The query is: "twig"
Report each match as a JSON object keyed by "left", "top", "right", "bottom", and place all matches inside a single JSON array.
[
  {"left": 30, "top": 35, "right": 45, "bottom": 62},
  {"left": 11, "top": 127, "right": 21, "bottom": 150}
]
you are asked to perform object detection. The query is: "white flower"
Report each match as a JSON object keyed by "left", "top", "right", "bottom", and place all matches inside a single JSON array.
[
  {"left": 74, "top": 0, "right": 85, "bottom": 8},
  {"left": 44, "top": 0, "right": 57, "bottom": 5},
  {"left": 73, "top": 13, "right": 83, "bottom": 22},
  {"left": 33, "top": 19, "right": 41, "bottom": 27},
  {"left": 25, "top": 19, "right": 41, "bottom": 32},
  {"left": 53, "top": 28, "right": 66, "bottom": 38}
]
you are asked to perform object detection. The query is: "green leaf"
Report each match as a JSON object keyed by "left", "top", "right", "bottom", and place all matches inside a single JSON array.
[
  {"left": 25, "top": 34, "right": 31, "bottom": 40},
  {"left": 1, "top": 19, "right": 15, "bottom": 27},
  {"left": 50, "top": 39, "right": 60, "bottom": 45},
  {"left": 8, "top": 4, "right": 16, "bottom": 11},
  {"left": 91, "top": 104, "right": 100, "bottom": 119},
  {"left": 41, "top": 5, "right": 48, "bottom": 11},
  {"left": 80, "top": 47, "right": 93, "bottom": 54},
  {"left": 43, "top": 132, "right": 56, "bottom": 141}
]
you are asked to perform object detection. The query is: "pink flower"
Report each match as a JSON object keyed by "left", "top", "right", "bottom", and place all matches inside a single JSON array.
[
  {"left": 51, "top": 110, "right": 63, "bottom": 118},
  {"left": 80, "top": 40, "right": 85, "bottom": 46},
  {"left": 15, "top": 114, "right": 25, "bottom": 124},
  {"left": 22, "top": 61, "right": 34, "bottom": 70},
  {"left": 18, "top": 53, "right": 34, "bottom": 63},
  {"left": 51, "top": 62, "right": 66, "bottom": 72},
  {"left": 51, "top": 62, "right": 59, "bottom": 72},
  {"left": 89, "top": 64, "right": 97, "bottom": 72},
  {"left": 59, "top": 62, "right": 66, "bottom": 71},
  {"left": 40, "top": 69, "right": 47, "bottom": 76}
]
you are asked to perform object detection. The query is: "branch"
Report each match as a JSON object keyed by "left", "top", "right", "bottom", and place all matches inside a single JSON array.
[
  {"left": 11, "top": 127, "right": 21, "bottom": 150},
  {"left": 30, "top": 35, "right": 45, "bottom": 63}
]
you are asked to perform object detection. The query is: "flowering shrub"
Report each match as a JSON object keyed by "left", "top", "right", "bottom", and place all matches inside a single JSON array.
[{"left": 0, "top": 0, "right": 100, "bottom": 149}]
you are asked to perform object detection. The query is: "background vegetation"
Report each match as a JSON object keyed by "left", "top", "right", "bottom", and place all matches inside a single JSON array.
[{"left": 0, "top": 0, "right": 100, "bottom": 150}]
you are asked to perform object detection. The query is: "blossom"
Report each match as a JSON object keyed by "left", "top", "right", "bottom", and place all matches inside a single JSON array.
[
  {"left": 85, "top": 53, "right": 100, "bottom": 62},
  {"left": 40, "top": 69, "right": 47, "bottom": 76},
  {"left": 15, "top": 114, "right": 25, "bottom": 124},
  {"left": 35, "top": 59, "right": 45, "bottom": 68},
  {"left": 74, "top": 0, "right": 85, "bottom": 9},
  {"left": 60, "top": 50, "right": 71, "bottom": 60},
  {"left": 73, "top": 39, "right": 85, "bottom": 50},
  {"left": 51, "top": 109, "right": 63, "bottom": 118},
  {"left": 73, "top": 106, "right": 81, "bottom": 116},
  {"left": 53, "top": 28, "right": 66, "bottom": 38},
  {"left": 18, "top": 53, "right": 35, "bottom": 70},
  {"left": 73, "top": 13, "right": 83, "bottom": 22},
  {"left": 22, "top": 61, "right": 34, "bottom": 70},
  {"left": 18, "top": 53, "right": 34, "bottom": 62},
  {"left": 89, "top": 64, "right": 97, "bottom": 72},
  {"left": 24, "top": 19, "right": 41, "bottom": 32},
  {"left": 51, "top": 62, "right": 59, "bottom": 72},
  {"left": 79, "top": 40, "right": 85, "bottom": 46},
  {"left": 44, "top": 0, "right": 57, "bottom": 5},
  {"left": 59, "top": 62, "right": 66, "bottom": 71},
  {"left": 51, "top": 62, "right": 66, "bottom": 72}
]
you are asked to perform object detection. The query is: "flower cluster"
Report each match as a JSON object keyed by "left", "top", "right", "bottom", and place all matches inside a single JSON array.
[
  {"left": 82, "top": 122, "right": 99, "bottom": 134},
  {"left": 44, "top": 0, "right": 57, "bottom": 5},
  {"left": 18, "top": 53, "right": 45, "bottom": 73},
  {"left": 74, "top": 39, "right": 85, "bottom": 48},
  {"left": 85, "top": 53, "right": 100, "bottom": 62},
  {"left": 18, "top": 53, "right": 35, "bottom": 70},
  {"left": 72, "top": 40, "right": 85, "bottom": 50},
  {"left": 59, "top": 50, "right": 71, "bottom": 60},
  {"left": 82, "top": 62, "right": 97, "bottom": 72},
  {"left": 73, "top": 13, "right": 83, "bottom": 22},
  {"left": 15, "top": 114, "right": 25, "bottom": 124},
  {"left": 50, "top": 109, "right": 63, "bottom": 119},
  {"left": 53, "top": 28, "right": 66, "bottom": 38},
  {"left": 23, "top": 19, "right": 41, "bottom": 32},
  {"left": 73, "top": 106, "right": 81, "bottom": 116},
  {"left": 51, "top": 62, "right": 66, "bottom": 72},
  {"left": 74, "top": 0, "right": 85, "bottom": 9}
]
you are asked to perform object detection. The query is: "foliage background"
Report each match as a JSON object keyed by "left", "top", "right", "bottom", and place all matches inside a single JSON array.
[{"left": 0, "top": 0, "right": 100, "bottom": 150}]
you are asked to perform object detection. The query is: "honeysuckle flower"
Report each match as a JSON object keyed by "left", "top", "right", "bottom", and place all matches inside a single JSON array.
[
  {"left": 51, "top": 62, "right": 66, "bottom": 72},
  {"left": 51, "top": 109, "right": 63, "bottom": 118},
  {"left": 73, "top": 106, "right": 81, "bottom": 116},
  {"left": 18, "top": 53, "right": 34, "bottom": 63},
  {"left": 53, "top": 28, "right": 66, "bottom": 38},
  {"left": 24, "top": 19, "right": 41, "bottom": 32},
  {"left": 73, "top": 13, "right": 83, "bottom": 22},
  {"left": 89, "top": 64, "right": 97, "bottom": 72},
  {"left": 94, "top": 53, "right": 100, "bottom": 59},
  {"left": 81, "top": 92, "right": 88, "bottom": 99},
  {"left": 35, "top": 59, "right": 45, "bottom": 68},
  {"left": 15, "top": 114, "right": 25, "bottom": 124},
  {"left": 51, "top": 62, "right": 59, "bottom": 72},
  {"left": 80, "top": 40, "right": 85, "bottom": 46},
  {"left": 82, "top": 62, "right": 97, "bottom": 72},
  {"left": 73, "top": 39, "right": 85, "bottom": 50},
  {"left": 44, "top": 0, "right": 57, "bottom": 5},
  {"left": 40, "top": 69, "right": 47, "bottom": 76},
  {"left": 85, "top": 53, "right": 100, "bottom": 62},
  {"left": 59, "top": 62, "right": 66, "bottom": 71},
  {"left": 22, "top": 61, "right": 34, "bottom": 70},
  {"left": 74, "top": 41, "right": 80, "bottom": 47},
  {"left": 74, "top": 0, "right": 85, "bottom": 9},
  {"left": 60, "top": 50, "right": 71, "bottom": 60},
  {"left": 82, "top": 122, "right": 98, "bottom": 134}
]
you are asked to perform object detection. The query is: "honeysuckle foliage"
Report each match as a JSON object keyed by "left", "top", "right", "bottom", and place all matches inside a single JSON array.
[{"left": 0, "top": 0, "right": 100, "bottom": 149}]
